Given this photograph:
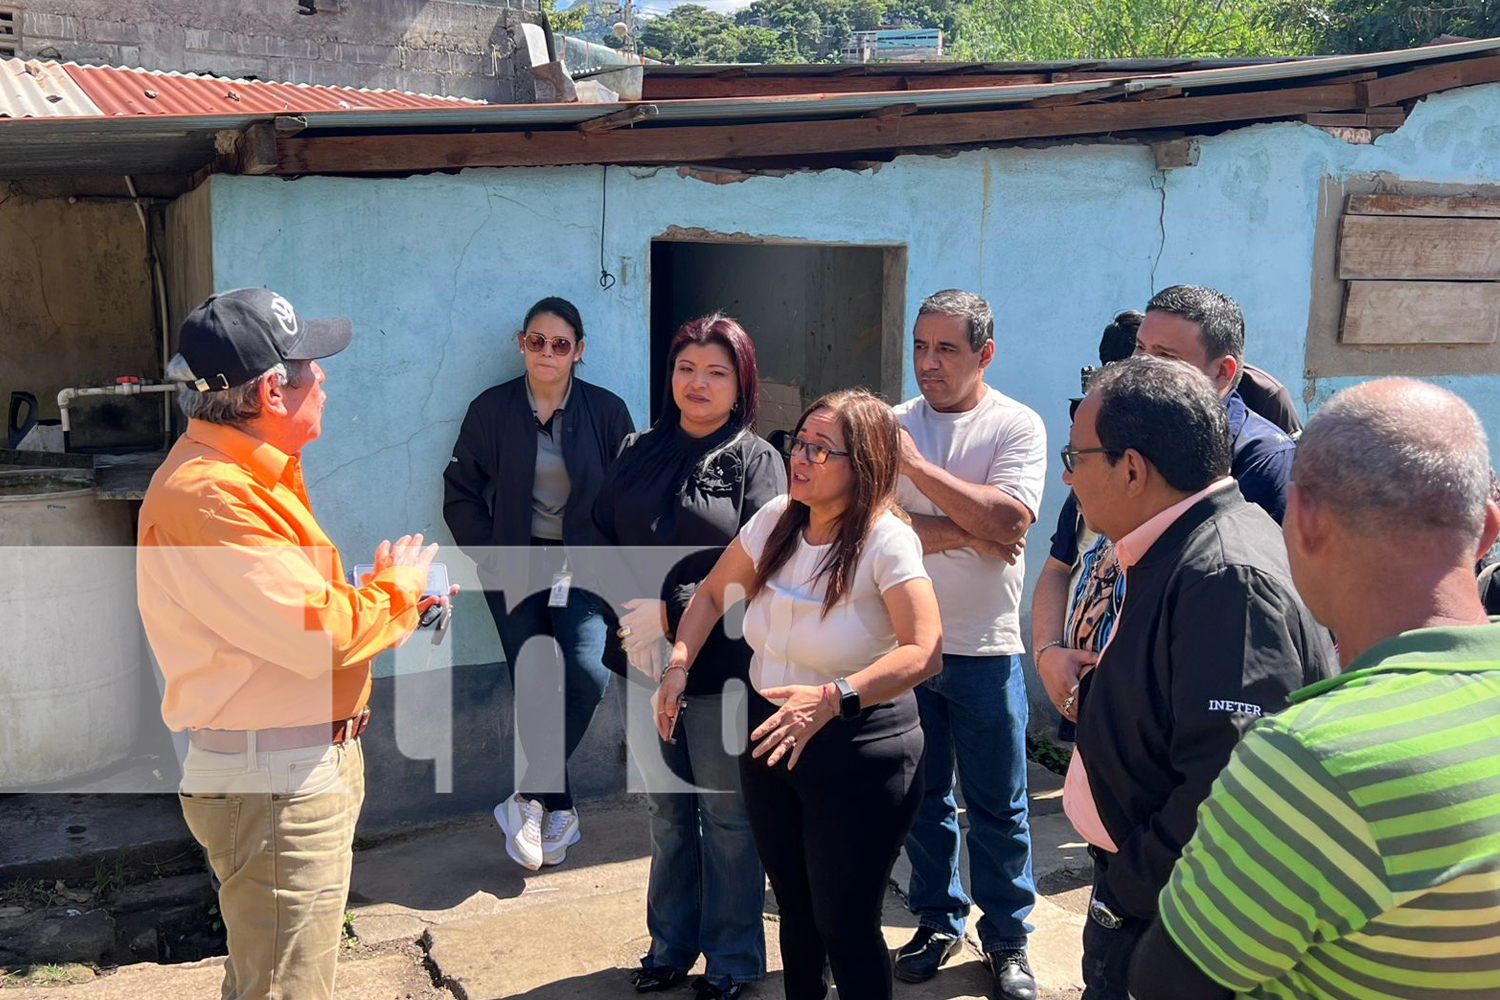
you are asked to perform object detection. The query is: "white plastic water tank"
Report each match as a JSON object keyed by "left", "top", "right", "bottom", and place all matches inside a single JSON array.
[{"left": 0, "top": 468, "right": 143, "bottom": 786}]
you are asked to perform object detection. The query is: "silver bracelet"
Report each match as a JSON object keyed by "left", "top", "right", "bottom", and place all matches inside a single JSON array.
[{"left": 1035, "top": 640, "right": 1064, "bottom": 660}]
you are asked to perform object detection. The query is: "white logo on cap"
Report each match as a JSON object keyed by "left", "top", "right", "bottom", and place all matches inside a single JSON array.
[{"left": 270, "top": 295, "right": 299, "bottom": 341}]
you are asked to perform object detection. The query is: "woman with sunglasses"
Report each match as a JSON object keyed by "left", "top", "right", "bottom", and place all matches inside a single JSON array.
[
  {"left": 593, "top": 314, "right": 785, "bottom": 1000},
  {"left": 444, "top": 296, "right": 634, "bottom": 871},
  {"left": 655, "top": 389, "right": 943, "bottom": 1000}
]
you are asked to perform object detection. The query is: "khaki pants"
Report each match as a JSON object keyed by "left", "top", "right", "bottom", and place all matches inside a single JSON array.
[{"left": 179, "top": 736, "right": 366, "bottom": 1000}]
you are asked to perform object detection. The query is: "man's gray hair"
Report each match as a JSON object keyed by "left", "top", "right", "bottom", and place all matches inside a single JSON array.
[
  {"left": 1294, "top": 378, "right": 1491, "bottom": 542},
  {"left": 165, "top": 354, "right": 305, "bottom": 425},
  {"left": 918, "top": 289, "right": 994, "bottom": 352}
]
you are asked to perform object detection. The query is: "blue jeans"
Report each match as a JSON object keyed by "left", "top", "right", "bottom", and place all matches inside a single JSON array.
[
  {"left": 904, "top": 653, "right": 1036, "bottom": 953},
  {"left": 645, "top": 690, "right": 766, "bottom": 986},
  {"left": 486, "top": 587, "right": 613, "bottom": 812}
]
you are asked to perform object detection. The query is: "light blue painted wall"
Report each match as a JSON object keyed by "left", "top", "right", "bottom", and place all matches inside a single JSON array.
[{"left": 206, "top": 80, "right": 1500, "bottom": 738}]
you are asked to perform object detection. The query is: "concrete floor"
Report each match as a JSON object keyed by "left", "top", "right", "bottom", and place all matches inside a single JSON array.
[{"left": 10, "top": 763, "right": 1089, "bottom": 1000}]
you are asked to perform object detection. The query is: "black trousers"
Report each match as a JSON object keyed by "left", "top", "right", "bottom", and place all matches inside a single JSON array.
[
  {"left": 1081, "top": 862, "right": 1150, "bottom": 1000},
  {"left": 740, "top": 690, "right": 925, "bottom": 1000}
]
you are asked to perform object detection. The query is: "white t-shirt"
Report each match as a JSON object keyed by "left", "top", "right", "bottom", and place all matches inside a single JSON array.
[
  {"left": 894, "top": 387, "right": 1047, "bottom": 656},
  {"left": 739, "top": 493, "right": 930, "bottom": 693}
]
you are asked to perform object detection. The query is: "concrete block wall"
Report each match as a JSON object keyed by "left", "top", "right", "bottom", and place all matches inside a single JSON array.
[{"left": 16, "top": 0, "right": 543, "bottom": 101}]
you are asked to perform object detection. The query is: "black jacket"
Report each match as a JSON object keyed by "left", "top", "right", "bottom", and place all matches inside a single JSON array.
[
  {"left": 592, "top": 423, "right": 786, "bottom": 694},
  {"left": 1076, "top": 487, "right": 1336, "bottom": 920},
  {"left": 443, "top": 375, "right": 634, "bottom": 586}
]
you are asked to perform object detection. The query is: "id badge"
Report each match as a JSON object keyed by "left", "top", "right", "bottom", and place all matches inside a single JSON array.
[{"left": 548, "top": 571, "right": 573, "bottom": 608}]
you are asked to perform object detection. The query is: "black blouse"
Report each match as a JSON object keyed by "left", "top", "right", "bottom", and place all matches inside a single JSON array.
[{"left": 593, "top": 421, "right": 786, "bottom": 695}]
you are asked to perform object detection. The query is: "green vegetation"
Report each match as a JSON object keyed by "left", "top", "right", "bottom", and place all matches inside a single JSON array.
[
  {"left": 624, "top": 0, "right": 961, "bottom": 64},
  {"left": 582, "top": 0, "right": 1500, "bottom": 66},
  {"left": 1272, "top": 1, "right": 1500, "bottom": 54},
  {"left": 953, "top": 0, "right": 1312, "bottom": 60},
  {"left": 1026, "top": 734, "right": 1072, "bottom": 776},
  {"left": 0, "top": 964, "right": 95, "bottom": 988}
]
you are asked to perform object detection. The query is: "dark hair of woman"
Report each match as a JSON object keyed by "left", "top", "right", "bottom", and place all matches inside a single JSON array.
[
  {"left": 523, "top": 296, "right": 586, "bottom": 341},
  {"left": 749, "top": 388, "right": 900, "bottom": 616},
  {"left": 658, "top": 313, "right": 761, "bottom": 432}
]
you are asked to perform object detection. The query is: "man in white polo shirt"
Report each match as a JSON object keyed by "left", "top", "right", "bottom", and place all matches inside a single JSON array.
[{"left": 893, "top": 289, "right": 1047, "bottom": 1000}]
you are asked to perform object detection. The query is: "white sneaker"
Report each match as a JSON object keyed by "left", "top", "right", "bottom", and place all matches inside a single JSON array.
[
  {"left": 494, "top": 793, "right": 545, "bottom": 870},
  {"left": 541, "top": 807, "right": 581, "bottom": 866}
]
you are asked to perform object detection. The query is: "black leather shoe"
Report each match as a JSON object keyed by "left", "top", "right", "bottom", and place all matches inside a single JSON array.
[
  {"left": 988, "top": 949, "right": 1037, "bottom": 1000},
  {"left": 691, "top": 975, "right": 743, "bottom": 999},
  {"left": 894, "top": 927, "right": 963, "bottom": 983},
  {"left": 631, "top": 965, "right": 687, "bottom": 993}
]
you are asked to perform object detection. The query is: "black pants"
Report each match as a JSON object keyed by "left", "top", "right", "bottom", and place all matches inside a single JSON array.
[
  {"left": 740, "top": 690, "right": 925, "bottom": 1000},
  {"left": 1081, "top": 865, "right": 1149, "bottom": 1000}
]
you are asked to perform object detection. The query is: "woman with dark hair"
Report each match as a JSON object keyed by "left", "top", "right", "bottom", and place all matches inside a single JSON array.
[
  {"left": 594, "top": 314, "right": 784, "bottom": 1000},
  {"left": 444, "top": 296, "right": 634, "bottom": 871},
  {"left": 655, "top": 389, "right": 943, "bottom": 1000}
]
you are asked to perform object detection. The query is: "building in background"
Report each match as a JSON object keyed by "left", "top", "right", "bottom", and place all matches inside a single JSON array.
[
  {"left": 3, "top": 0, "right": 546, "bottom": 102},
  {"left": 842, "top": 26, "right": 943, "bottom": 64}
]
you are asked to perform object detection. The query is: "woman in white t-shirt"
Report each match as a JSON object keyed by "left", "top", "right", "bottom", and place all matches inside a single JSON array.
[{"left": 655, "top": 388, "right": 943, "bottom": 1000}]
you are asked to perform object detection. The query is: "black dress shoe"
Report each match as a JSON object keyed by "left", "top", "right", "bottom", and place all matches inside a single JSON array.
[
  {"left": 988, "top": 949, "right": 1037, "bottom": 1000},
  {"left": 631, "top": 964, "right": 687, "bottom": 993},
  {"left": 691, "top": 975, "right": 743, "bottom": 999},
  {"left": 893, "top": 927, "right": 963, "bottom": 984}
]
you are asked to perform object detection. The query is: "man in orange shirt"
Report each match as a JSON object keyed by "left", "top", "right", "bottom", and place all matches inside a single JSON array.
[{"left": 138, "top": 288, "right": 450, "bottom": 1000}]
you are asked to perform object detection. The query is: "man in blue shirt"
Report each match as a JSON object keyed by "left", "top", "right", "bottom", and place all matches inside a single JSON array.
[{"left": 1132, "top": 284, "right": 1294, "bottom": 522}]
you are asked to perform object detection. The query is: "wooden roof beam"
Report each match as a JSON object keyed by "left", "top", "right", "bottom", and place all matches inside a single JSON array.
[{"left": 271, "top": 79, "right": 1367, "bottom": 175}]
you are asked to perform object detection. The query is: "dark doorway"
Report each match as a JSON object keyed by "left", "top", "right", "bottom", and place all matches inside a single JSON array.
[{"left": 649, "top": 239, "right": 907, "bottom": 436}]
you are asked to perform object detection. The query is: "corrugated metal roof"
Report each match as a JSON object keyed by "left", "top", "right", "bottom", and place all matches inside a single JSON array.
[
  {"left": 0, "top": 58, "right": 101, "bottom": 118},
  {"left": 62, "top": 62, "right": 484, "bottom": 117},
  {"left": 3, "top": 36, "right": 1500, "bottom": 177}
]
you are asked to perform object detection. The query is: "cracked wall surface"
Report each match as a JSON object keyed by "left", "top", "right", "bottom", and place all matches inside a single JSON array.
[{"left": 197, "top": 81, "right": 1500, "bottom": 793}]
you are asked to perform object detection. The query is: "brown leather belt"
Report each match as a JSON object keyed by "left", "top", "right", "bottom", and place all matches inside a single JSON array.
[{"left": 189, "top": 708, "right": 370, "bottom": 754}]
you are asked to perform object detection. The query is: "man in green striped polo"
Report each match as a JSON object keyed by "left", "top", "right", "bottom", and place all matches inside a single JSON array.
[{"left": 1129, "top": 378, "right": 1500, "bottom": 1000}]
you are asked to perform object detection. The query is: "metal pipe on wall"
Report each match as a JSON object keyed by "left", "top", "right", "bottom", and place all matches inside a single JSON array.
[{"left": 124, "top": 176, "right": 175, "bottom": 450}]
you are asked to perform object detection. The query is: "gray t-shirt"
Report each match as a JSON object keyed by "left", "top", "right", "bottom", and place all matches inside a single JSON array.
[{"left": 526, "top": 377, "right": 573, "bottom": 541}]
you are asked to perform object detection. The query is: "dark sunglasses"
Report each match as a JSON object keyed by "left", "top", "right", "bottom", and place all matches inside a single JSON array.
[
  {"left": 521, "top": 332, "right": 576, "bottom": 357},
  {"left": 781, "top": 435, "right": 851, "bottom": 466},
  {"left": 1060, "top": 444, "right": 1118, "bottom": 474}
]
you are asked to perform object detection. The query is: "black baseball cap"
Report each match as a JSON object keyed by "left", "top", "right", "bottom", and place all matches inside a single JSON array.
[{"left": 179, "top": 288, "right": 353, "bottom": 392}]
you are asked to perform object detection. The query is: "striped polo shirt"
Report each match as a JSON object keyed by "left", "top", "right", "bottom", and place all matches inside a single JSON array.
[{"left": 1158, "top": 622, "right": 1500, "bottom": 1000}]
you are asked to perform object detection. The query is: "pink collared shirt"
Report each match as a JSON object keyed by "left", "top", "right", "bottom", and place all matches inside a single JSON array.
[{"left": 1062, "top": 478, "right": 1238, "bottom": 853}]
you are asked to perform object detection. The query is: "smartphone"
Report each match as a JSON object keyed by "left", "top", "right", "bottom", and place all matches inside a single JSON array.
[{"left": 349, "top": 562, "right": 450, "bottom": 598}]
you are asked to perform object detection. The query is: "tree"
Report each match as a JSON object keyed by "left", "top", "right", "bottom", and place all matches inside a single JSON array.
[
  {"left": 952, "top": 0, "right": 1308, "bottom": 60},
  {"left": 851, "top": 0, "right": 886, "bottom": 32},
  {"left": 542, "top": 0, "right": 587, "bottom": 36},
  {"left": 1270, "top": 0, "right": 1500, "bottom": 53},
  {"left": 638, "top": 4, "right": 746, "bottom": 63}
]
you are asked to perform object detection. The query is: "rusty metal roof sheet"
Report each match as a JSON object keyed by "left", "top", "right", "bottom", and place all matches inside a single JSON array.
[
  {"left": 61, "top": 62, "right": 483, "bottom": 117},
  {"left": 0, "top": 58, "right": 101, "bottom": 118},
  {"left": 4, "top": 37, "right": 1500, "bottom": 178}
]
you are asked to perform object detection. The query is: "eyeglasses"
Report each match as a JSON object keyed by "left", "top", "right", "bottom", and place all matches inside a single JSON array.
[
  {"left": 1060, "top": 445, "right": 1118, "bottom": 474},
  {"left": 781, "top": 435, "right": 851, "bottom": 465},
  {"left": 522, "top": 333, "right": 576, "bottom": 357}
]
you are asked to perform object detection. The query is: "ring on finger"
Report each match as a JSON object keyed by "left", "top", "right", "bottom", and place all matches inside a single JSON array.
[
  {"left": 617, "top": 625, "right": 633, "bottom": 639},
  {"left": 1061, "top": 694, "right": 1076, "bottom": 714}
]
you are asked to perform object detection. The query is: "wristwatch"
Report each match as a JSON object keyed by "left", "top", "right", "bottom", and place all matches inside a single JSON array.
[{"left": 833, "top": 676, "right": 861, "bottom": 719}]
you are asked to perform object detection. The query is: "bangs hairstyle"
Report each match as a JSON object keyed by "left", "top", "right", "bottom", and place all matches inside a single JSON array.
[
  {"left": 659, "top": 313, "right": 761, "bottom": 432},
  {"left": 749, "top": 388, "right": 901, "bottom": 616}
]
